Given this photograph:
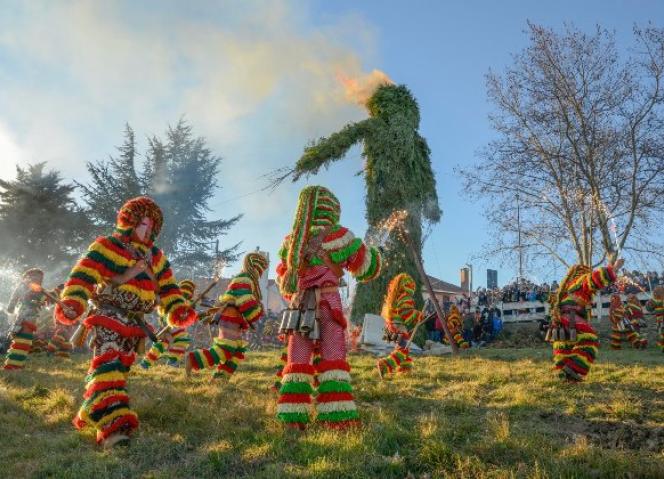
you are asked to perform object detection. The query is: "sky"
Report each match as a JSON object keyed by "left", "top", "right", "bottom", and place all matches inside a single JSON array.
[{"left": 0, "top": 0, "right": 662, "bottom": 288}]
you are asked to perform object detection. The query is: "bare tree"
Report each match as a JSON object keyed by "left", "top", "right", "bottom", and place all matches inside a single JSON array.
[{"left": 462, "top": 23, "right": 664, "bottom": 269}]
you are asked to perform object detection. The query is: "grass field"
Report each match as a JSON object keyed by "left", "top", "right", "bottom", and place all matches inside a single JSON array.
[{"left": 1, "top": 346, "right": 663, "bottom": 478}]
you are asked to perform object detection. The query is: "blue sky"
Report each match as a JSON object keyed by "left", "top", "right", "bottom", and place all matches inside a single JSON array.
[{"left": 0, "top": 1, "right": 662, "bottom": 287}]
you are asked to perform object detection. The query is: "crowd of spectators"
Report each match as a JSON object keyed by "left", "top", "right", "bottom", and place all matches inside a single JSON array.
[
  {"left": 476, "top": 280, "right": 557, "bottom": 305},
  {"left": 418, "top": 269, "right": 664, "bottom": 348},
  {"left": 422, "top": 299, "right": 502, "bottom": 348},
  {"left": 473, "top": 269, "right": 664, "bottom": 306}
]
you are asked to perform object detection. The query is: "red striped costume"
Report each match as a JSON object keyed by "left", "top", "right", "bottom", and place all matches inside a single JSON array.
[
  {"left": 624, "top": 295, "right": 648, "bottom": 348},
  {"left": 609, "top": 294, "right": 647, "bottom": 349},
  {"left": 275, "top": 186, "right": 381, "bottom": 429},
  {"left": 3, "top": 269, "right": 50, "bottom": 370},
  {"left": 548, "top": 264, "right": 617, "bottom": 382},
  {"left": 646, "top": 288, "right": 664, "bottom": 352},
  {"left": 186, "top": 252, "right": 268, "bottom": 379},
  {"left": 377, "top": 273, "right": 424, "bottom": 378},
  {"left": 140, "top": 279, "right": 196, "bottom": 369},
  {"left": 444, "top": 304, "right": 470, "bottom": 350},
  {"left": 55, "top": 196, "right": 196, "bottom": 447}
]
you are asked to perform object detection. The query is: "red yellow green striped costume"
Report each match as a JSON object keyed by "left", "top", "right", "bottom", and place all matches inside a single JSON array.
[
  {"left": 3, "top": 269, "right": 49, "bottom": 370},
  {"left": 45, "top": 285, "right": 72, "bottom": 359},
  {"left": 47, "top": 327, "right": 73, "bottom": 358},
  {"left": 624, "top": 295, "right": 648, "bottom": 348},
  {"left": 186, "top": 253, "right": 268, "bottom": 379},
  {"left": 140, "top": 280, "right": 195, "bottom": 369},
  {"left": 647, "top": 287, "right": 664, "bottom": 352},
  {"left": 275, "top": 186, "right": 381, "bottom": 429},
  {"left": 444, "top": 304, "right": 470, "bottom": 350},
  {"left": 548, "top": 264, "right": 616, "bottom": 382},
  {"left": 55, "top": 196, "right": 196, "bottom": 446},
  {"left": 377, "top": 273, "right": 423, "bottom": 378},
  {"left": 609, "top": 294, "right": 628, "bottom": 349}
]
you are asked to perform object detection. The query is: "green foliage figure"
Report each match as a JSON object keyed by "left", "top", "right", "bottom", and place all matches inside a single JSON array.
[{"left": 294, "top": 83, "right": 441, "bottom": 322}]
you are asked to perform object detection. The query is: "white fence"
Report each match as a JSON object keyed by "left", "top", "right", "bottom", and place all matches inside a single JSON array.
[{"left": 496, "top": 292, "right": 652, "bottom": 323}]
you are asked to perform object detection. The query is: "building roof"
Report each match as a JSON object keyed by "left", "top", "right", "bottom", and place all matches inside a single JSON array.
[{"left": 426, "top": 274, "right": 466, "bottom": 294}]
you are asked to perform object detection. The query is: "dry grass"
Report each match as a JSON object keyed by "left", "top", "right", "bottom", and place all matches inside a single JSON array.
[{"left": 1, "top": 347, "right": 663, "bottom": 478}]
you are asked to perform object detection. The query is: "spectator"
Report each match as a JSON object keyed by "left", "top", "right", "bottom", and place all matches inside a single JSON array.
[
  {"left": 425, "top": 313, "right": 440, "bottom": 342},
  {"left": 462, "top": 310, "right": 474, "bottom": 344},
  {"left": 433, "top": 313, "right": 444, "bottom": 342},
  {"left": 472, "top": 309, "right": 483, "bottom": 345}
]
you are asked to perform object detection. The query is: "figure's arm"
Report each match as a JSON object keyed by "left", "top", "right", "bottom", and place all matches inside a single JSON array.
[
  {"left": 415, "top": 134, "right": 442, "bottom": 223},
  {"left": 220, "top": 274, "right": 264, "bottom": 327},
  {"left": 567, "top": 265, "right": 617, "bottom": 301},
  {"left": 323, "top": 225, "right": 381, "bottom": 283},
  {"left": 153, "top": 248, "right": 197, "bottom": 328},
  {"left": 54, "top": 238, "right": 109, "bottom": 325},
  {"left": 294, "top": 119, "right": 374, "bottom": 181},
  {"left": 403, "top": 308, "right": 424, "bottom": 330}
]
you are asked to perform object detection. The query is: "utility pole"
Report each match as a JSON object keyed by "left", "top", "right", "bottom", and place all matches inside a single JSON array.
[{"left": 516, "top": 192, "right": 523, "bottom": 283}]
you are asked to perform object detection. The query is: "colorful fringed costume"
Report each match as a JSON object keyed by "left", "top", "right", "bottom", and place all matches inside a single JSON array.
[
  {"left": 55, "top": 196, "right": 196, "bottom": 447},
  {"left": 140, "top": 280, "right": 196, "bottom": 369},
  {"left": 47, "top": 285, "right": 73, "bottom": 359},
  {"left": 610, "top": 294, "right": 647, "bottom": 349},
  {"left": 47, "top": 327, "right": 73, "bottom": 358},
  {"left": 646, "top": 287, "right": 664, "bottom": 352},
  {"left": 3, "top": 269, "right": 50, "bottom": 370},
  {"left": 443, "top": 304, "right": 470, "bottom": 350},
  {"left": 273, "top": 342, "right": 321, "bottom": 392},
  {"left": 546, "top": 264, "right": 617, "bottom": 382},
  {"left": 377, "top": 273, "right": 424, "bottom": 378},
  {"left": 275, "top": 186, "right": 381, "bottom": 429},
  {"left": 186, "top": 253, "right": 268, "bottom": 379},
  {"left": 624, "top": 295, "right": 648, "bottom": 348}
]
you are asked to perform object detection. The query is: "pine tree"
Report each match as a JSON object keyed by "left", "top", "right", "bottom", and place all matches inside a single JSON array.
[
  {"left": 78, "top": 123, "right": 143, "bottom": 228},
  {"left": 80, "top": 120, "right": 240, "bottom": 275},
  {"left": 294, "top": 84, "right": 441, "bottom": 322},
  {"left": 0, "top": 162, "right": 93, "bottom": 278}
]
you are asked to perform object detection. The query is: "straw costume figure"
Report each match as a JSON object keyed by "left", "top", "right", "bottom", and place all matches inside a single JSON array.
[
  {"left": 54, "top": 196, "right": 197, "bottom": 448},
  {"left": 293, "top": 82, "right": 441, "bottom": 324}
]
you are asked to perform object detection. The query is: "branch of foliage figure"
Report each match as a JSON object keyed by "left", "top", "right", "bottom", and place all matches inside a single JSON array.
[{"left": 293, "top": 119, "right": 375, "bottom": 181}]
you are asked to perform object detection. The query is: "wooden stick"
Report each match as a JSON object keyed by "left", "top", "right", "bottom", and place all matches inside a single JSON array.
[
  {"left": 191, "top": 277, "right": 221, "bottom": 307},
  {"left": 404, "top": 312, "right": 436, "bottom": 349},
  {"left": 35, "top": 286, "right": 76, "bottom": 318},
  {"left": 402, "top": 230, "right": 459, "bottom": 354}
]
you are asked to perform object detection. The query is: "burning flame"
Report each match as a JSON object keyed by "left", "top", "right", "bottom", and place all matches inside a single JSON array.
[
  {"left": 368, "top": 209, "right": 410, "bottom": 249},
  {"left": 337, "top": 69, "right": 393, "bottom": 106},
  {"left": 381, "top": 209, "right": 409, "bottom": 234}
]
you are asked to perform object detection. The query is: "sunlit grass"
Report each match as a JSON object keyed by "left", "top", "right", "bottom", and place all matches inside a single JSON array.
[{"left": 0, "top": 347, "right": 663, "bottom": 478}]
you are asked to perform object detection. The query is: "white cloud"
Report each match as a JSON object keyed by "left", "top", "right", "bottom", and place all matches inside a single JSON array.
[
  {"left": 0, "top": 122, "right": 28, "bottom": 179},
  {"left": 0, "top": 0, "right": 381, "bottom": 273}
]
